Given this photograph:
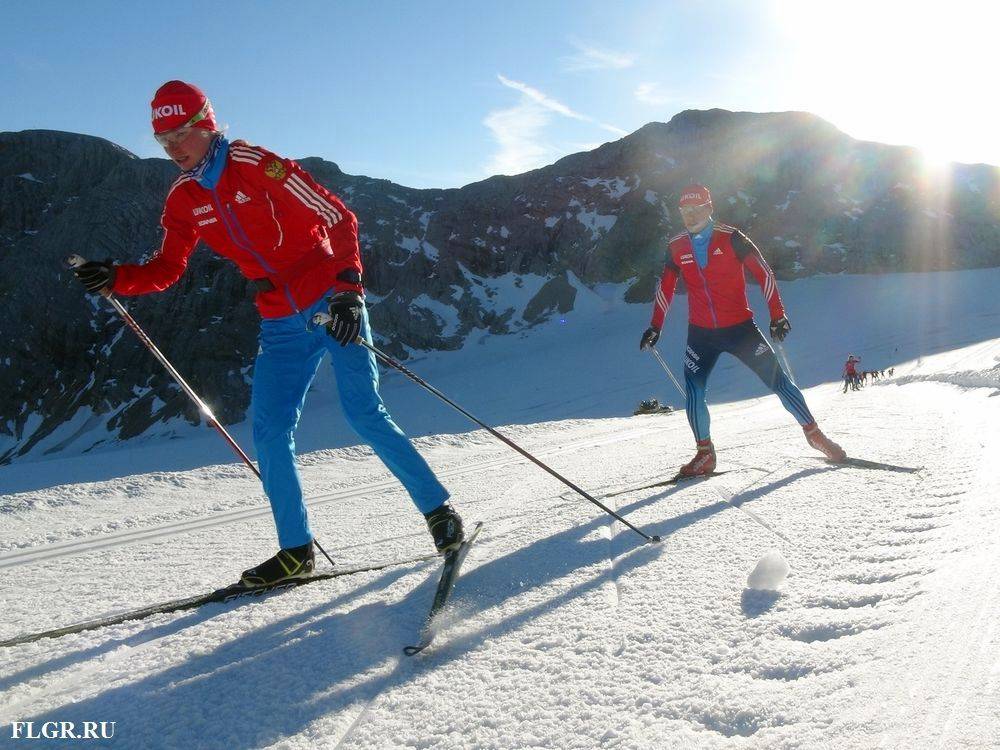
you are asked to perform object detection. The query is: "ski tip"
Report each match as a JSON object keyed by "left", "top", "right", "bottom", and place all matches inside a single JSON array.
[{"left": 403, "top": 644, "right": 427, "bottom": 657}]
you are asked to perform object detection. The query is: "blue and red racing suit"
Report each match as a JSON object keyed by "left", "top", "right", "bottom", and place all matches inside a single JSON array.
[
  {"left": 113, "top": 137, "right": 448, "bottom": 548},
  {"left": 649, "top": 222, "right": 813, "bottom": 441}
]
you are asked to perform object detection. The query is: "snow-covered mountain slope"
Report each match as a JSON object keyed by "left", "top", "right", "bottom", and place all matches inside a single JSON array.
[
  {"left": 2, "top": 269, "right": 1000, "bottom": 747},
  {"left": 4, "top": 267, "right": 998, "bottom": 493},
  {"left": 6, "top": 110, "right": 1000, "bottom": 464}
]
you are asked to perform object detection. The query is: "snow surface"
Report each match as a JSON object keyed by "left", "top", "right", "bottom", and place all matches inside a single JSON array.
[{"left": 2, "top": 271, "right": 1000, "bottom": 748}]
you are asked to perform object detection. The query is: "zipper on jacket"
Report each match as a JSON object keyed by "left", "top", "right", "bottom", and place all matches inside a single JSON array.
[
  {"left": 211, "top": 191, "right": 307, "bottom": 324},
  {"left": 690, "top": 240, "right": 719, "bottom": 328}
]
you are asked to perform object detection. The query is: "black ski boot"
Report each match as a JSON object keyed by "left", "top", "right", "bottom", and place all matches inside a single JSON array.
[
  {"left": 240, "top": 541, "right": 315, "bottom": 588},
  {"left": 424, "top": 503, "right": 464, "bottom": 553}
]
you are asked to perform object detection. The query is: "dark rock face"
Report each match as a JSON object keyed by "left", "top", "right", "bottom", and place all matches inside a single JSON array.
[{"left": 2, "top": 110, "right": 998, "bottom": 462}]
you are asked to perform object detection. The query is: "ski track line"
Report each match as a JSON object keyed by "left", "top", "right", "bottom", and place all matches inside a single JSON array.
[
  {"left": 0, "top": 494, "right": 632, "bottom": 650},
  {"left": 330, "top": 658, "right": 409, "bottom": 750},
  {"left": 602, "top": 495, "right": 630, "bottom": 659},
  {"left": 0, "top": 637, "right": 159, "bottom": 725},
  {"left": 933, "top": 566, "right": 1000, "bottom": 749},
  {"left": 922, "top": 447, "right": 1000, "bottom": 749},
  {"left": 331, "top": 553, "right": 460, "bottom": 750},
  {"left": 602, "top": 497, "right": 622, "bottom": 609},
  {"left": 0, "top": 424, "right": 664, "bottom": 570},
  {"left": 0, "top": 597, "right": 254, "bottom": 727},
  {"left": 872, "top": 396, "right": 988, "bottom": 750}
]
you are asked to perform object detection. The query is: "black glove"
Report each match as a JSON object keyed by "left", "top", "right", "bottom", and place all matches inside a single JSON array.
[
  {"left": 769, "top": 316, "right": 790, "bottom": 342},
  {"left": 73, "top": 260, "right": 116, "bottom": 295},
  {"left": 324, "top": 291, "right": 363, "bottom": 347},
  {"left": 639, "top": 326, "right": 660, "bottom": 351}
]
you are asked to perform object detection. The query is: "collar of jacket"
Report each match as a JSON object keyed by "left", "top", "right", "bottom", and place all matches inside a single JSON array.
[
  {"left": 688, "top": 219, "right": 715, "bottom": 269},
  {"left": 186, "top": 135, "right": 229, "bottom": 190}
]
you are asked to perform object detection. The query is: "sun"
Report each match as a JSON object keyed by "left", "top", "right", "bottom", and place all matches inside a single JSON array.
[{"left": 769, "top": 1, "right": 1000, "bottom": 168}]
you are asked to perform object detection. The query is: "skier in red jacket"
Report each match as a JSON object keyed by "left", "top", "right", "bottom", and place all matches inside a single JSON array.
[
  {"left": 843, "top": 355, "right": 861, "bottom": 393},
  {"left": 640, "top": 185, "right": 846, "bottom": 475},
  {"left": 73, "top": 81, "right": 463, "bottom": 586}
]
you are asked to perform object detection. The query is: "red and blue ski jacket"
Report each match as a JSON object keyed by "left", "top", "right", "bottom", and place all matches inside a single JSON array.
[
  {"left": 112, "top": 140, "right": 363, "bottom": 319},
  {"left": 649, "top": 223, "right": 785, "bottom": 330}
]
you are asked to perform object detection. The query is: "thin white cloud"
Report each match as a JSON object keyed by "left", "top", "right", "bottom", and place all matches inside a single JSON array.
[
  {"left": 561, "top": 39, "right": 635, "bottom": 72},
  {"left": 635, "top": 82, "right": 674, "bottom": 106},
  {"left": 483, "top": 75, "right": 628, "bottom": 178},
  {"left": 483, "top": 100, "right": 552, "bottom": 177},
  {"left": 497, "top": 75, "right": 585, "bottom": 121},
  {"left": 497, "top": 75, "right": 628, "bottom": 136}
]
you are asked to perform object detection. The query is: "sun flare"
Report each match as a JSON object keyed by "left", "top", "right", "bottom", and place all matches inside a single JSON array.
[{"left": 771, "top": 1, "right": 1000, "bottom": 167}]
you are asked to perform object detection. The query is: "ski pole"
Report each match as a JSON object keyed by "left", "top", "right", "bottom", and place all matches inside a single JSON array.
[
  {"left": 313, "top": 315, "right": 660, "bottom": 544},
  {"left": 66, "top": 255, "right": 260, "bottom": 479},
  {"left": 649, "top": 347, "right": 686, "bottom": 400},
  {"left": 68, "top": 255, "right": 259, "bottom": 476},
  {"left": 773, "top": 340, "right": 797, "bottom": 386},
  {"left": 64, "top": 256, "right": 339, "bottom": 566}
]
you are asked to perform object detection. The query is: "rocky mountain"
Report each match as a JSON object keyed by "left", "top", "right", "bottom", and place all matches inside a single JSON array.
[{"left": 2, "top": 109, "right": 999, "bottom": 463}]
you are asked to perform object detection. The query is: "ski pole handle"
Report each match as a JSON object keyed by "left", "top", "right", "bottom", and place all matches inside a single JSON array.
[
  {"left": 66, "top": 253, "right": 116, "bottom": 300},
  {"left": 312, "top": 311, "right": 333, "bottom": 327},
  {"left": 312, "top": 311, "right": 366, "bottom": 346}
]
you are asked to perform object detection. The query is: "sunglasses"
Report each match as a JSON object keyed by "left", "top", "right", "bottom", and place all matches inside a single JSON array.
[
  {"left": 154, "top": 101, "right": 212, "bottom": 148},
  {"left": 678, "top": 203, "right": 711, "bottom": 216}
]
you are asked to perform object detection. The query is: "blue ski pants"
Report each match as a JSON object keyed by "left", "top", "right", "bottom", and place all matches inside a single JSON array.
[
  {"left": 682, "top": 320, "right": 814, "bottom": 442},
  {"left": 252, "top": 292, "right": 449, "bottom": 549}
]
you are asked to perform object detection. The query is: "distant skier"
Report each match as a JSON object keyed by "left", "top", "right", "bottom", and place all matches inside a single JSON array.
[
  {"left": 72, "top": 81, "right": 463, "bottom": 587},
  {"left": 639, "top": 184, "right": 846, "bottom": 475},
  {"left": 843, "top": 355, "right": 861, "bottom": 393}
]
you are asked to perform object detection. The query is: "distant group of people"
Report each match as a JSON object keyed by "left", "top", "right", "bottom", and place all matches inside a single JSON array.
[{"left": 842, "top": 355, "right": 894, "bottom": 393}]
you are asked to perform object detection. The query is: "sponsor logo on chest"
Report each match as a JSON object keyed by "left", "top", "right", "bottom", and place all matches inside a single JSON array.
[
  {"left": 680, "top": 253, "right": 694, "bottom": 265},
  {"left": 197, "top": 217, "right": 218, "bottom": 227},
  {"left": 192, "top": 204, "right": 213, "bottom": 216},
  {"left": 713, "top": 247, "right": 724, "bottom": 255},
  {"left": 235, "top": 191, "right": 251, "bottom": 204}
]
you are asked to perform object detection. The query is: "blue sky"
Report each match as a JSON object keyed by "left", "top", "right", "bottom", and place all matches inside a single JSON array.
[{"left": 3, "top": 1, "right": 997, "bottom": 188}]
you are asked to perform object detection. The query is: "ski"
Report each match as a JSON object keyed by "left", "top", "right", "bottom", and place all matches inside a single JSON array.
[
  {"left": 604, "top": 470, "right": 732, "bottom": 498},
  {"left": 818, "top": 456, "right": 922, "bottom": 474},
  {"left": 404, "top": 521, "right": 484, "bottom": 656},
  {"left": 0, "top": 551, "right": 439, "bottom": 649}
]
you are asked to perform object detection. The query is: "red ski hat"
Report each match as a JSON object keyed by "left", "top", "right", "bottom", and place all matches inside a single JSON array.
[
  {"left": 678, "top": 184, "right": 712, "bottom": 207},
  {"left": 150, "top": 81, "right": 217, "bottom": 134}
]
